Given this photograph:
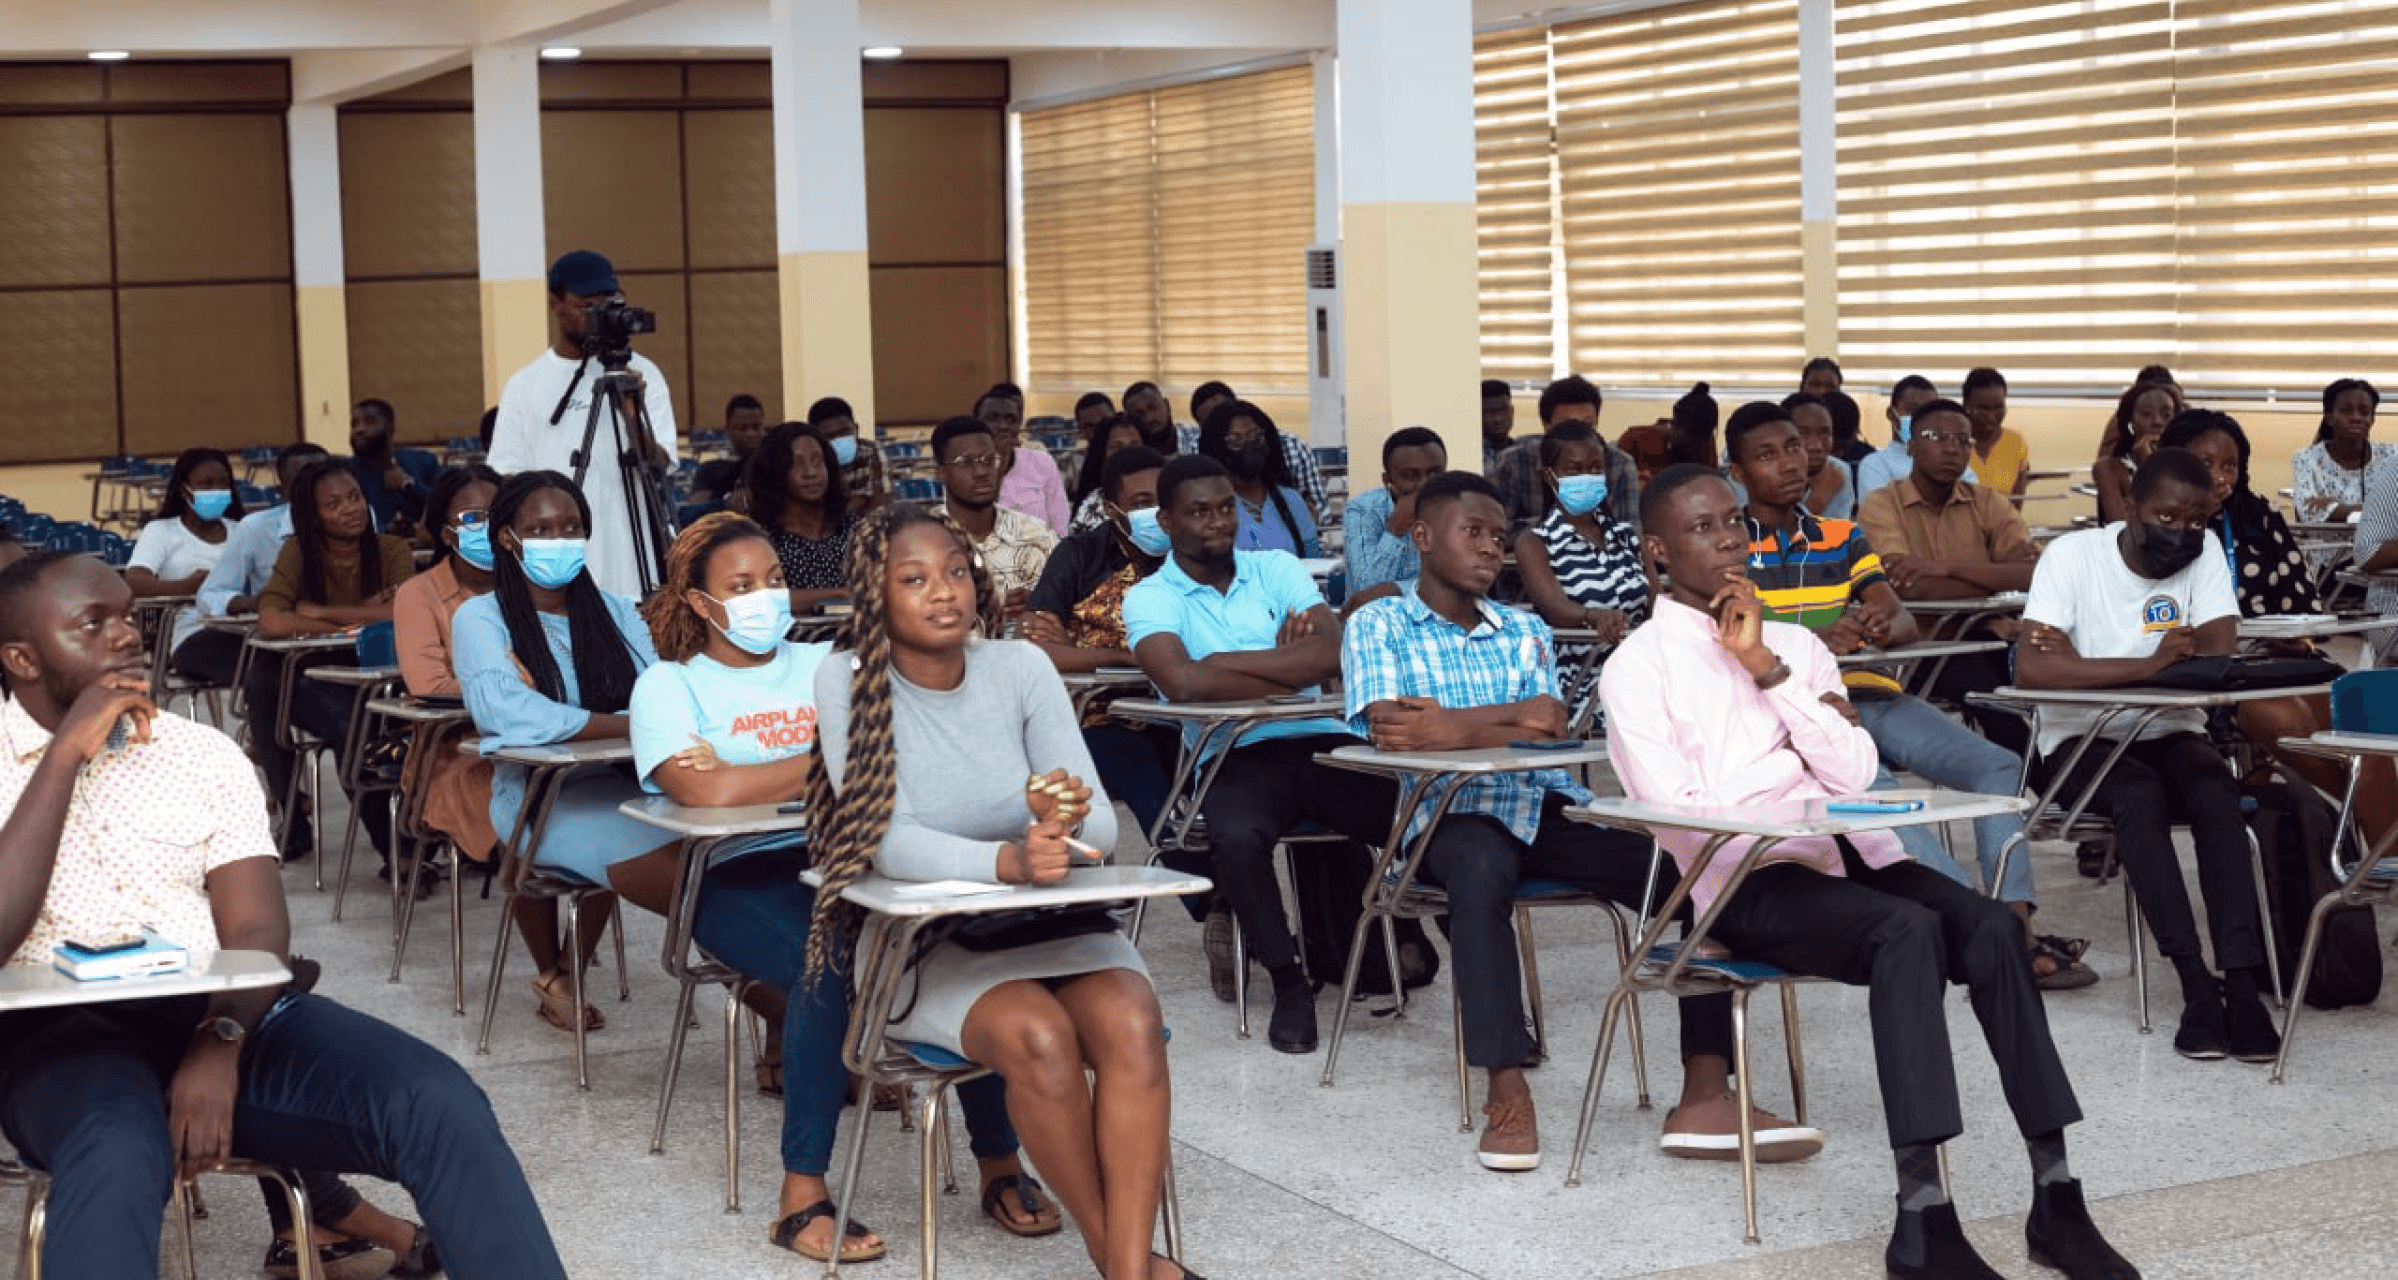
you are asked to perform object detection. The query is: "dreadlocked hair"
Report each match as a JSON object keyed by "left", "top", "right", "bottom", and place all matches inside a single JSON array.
[
  {"left": 800, "top": 501, "right": 994, "bottom": 982},
  {"left": 487, "top": 470, "right": 643, "bottom": 714},
  {"left": 288, "top": 459, "right": 384, "bottom": 607},
  {"left": 642, "top": 511, "right": 773, "bottom": 663}
]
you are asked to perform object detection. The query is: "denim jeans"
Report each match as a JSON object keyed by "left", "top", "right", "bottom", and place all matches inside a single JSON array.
[
  {"left": 692, "top": 846, "right": 1020, "bottom": 1174},
  {"left": 0, "top": 991, "right": 565, "bottom": 1280},
  {"left": 1858, "top": 692, "right": 2036, "bottom": 906}
]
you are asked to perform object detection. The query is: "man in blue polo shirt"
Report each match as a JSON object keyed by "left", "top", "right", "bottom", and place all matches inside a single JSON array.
[
  {"left": 1341, "top": 470, "right": 1819, "bottom": 1173},
  {"left": 1125, "top": 455, "right": 1422, "bottom": 1056}
]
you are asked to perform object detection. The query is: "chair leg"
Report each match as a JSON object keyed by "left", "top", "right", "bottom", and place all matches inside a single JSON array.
[
  {"left": 1231, "top": 915, "right": 1251, "bottom": 1041},
  {"left": 17, "top": 1168, "right": 47, "bottom": 1280},
  {"left": 2272, "top": 896, "right": 2346, "bottom": 1084},
  {"left": 1316, "top": 909, "right": 1383, "bottom": 1088},
  {"left": 307, "top": 756, "right": 325, "bottom": 893},
  {"left": 652, "top": 977, "right": 701, "bottom": 1154},
  {"left": 1780, "top": 981, "right": 1808, "bottom": 1126},
  {"left": 1563, "top": 987, "right": 1633, "bottom": 1188},
  {"left": 827, "top": 1085, "right": 877, "bottom": 1279},
  {"left": 565, "top": 895, "right": 592, "bottom": 1091},
  {"left": 1158, "top": 1151, "right": 1184, "bottom": 1265},
  {"left": 1379, "top": 914, "right": 1407, "bottom": 1017},
  {"left": 1731, "top": 987, "right": 1760, "bottom": 1246},
  {"left": 170, "top": 1179, "right": 200, "bottom": 1280},
  {"left": 1515, "top": 906, "right": 1548, "bottom": 1065},
  {"left": 612, "top": 898, "right": 632, "bottom": 1001},
  {"left": 2125, "top": 880, "right": 2152, "bottom": 1034},
  {"left": 919, "top": 1088, "right": 946, "bottom": 1280},
  {"left": 245, "top": 1166, "right": 319, "bottom": 1280},
  {"left": 475, "top": 889, "right": 521, "bottom": 1054},
  {"left": 2244, "top": 828, "right": 2287, "bottom": 1010},
  {"left": 1601, "top": 909, "right": 1652, "bottom": 1109},
  {"left": 725, "top": 981, "right": 744, "bottom": 1214},
  {"left": 330, "top": 802, "right": 366, "bottom": 922},
  {"left": 1449, "top": 964, "right": 1472, "bottom": 1134},
  {"left": 449, "top": 854, "right": 468, "bottom": 1015}
]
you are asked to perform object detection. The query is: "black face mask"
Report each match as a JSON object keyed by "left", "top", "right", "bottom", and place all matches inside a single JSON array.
[
  {"left": 2131, "top": 522, "right": 2206, "bottom": 579},
  {"left": 1228, "top": 441, "right": 1271, "bottom": 479}
]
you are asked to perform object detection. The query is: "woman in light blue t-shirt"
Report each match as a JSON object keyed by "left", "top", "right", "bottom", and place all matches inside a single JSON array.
[{"left": 629, "top": 513, "right": 1055, "bottom": 1265}]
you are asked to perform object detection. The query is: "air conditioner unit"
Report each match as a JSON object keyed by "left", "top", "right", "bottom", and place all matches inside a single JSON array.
[{"left": 1304, "top": 243, "right": 1343, "bottom": 446}]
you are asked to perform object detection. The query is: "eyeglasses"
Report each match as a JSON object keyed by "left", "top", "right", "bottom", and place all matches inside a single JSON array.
[
  {"left": 943, "top": 453, "right": 1003, "bottom": 471},
  {"left": 1913, "top": 429, "right": 1969, "bottom": 447},
  {"left": 451, "top": 510, "right": 488, "bottom": 529}
]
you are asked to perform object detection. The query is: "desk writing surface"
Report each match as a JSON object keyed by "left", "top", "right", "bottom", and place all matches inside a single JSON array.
[
  {"left": 1320, "top": 742, "right": 1609, "bottom": 775},
  {"left": 1566, "top": 788, "right": 2028, "bottom": 840},
  {"left": 0, "top": 949, "right": 288, "bottom": 1014},
  {"left": 814, "top": 865, "right": 1210, "bottom": 918},
  {"left": 1988, "top": 683, "right": 2335, "bottom": 710},
  {"left": 1109, "top": 695, "right": 1345, "bottom": 724},
  {"left": 489, "top": 738, "right": 635, "bottom": 767},
  {"left": 618, "top": 794, "right": 808, "bottom": 839}
]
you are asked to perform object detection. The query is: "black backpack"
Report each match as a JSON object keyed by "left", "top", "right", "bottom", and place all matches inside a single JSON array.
[{"left": 2248, "top": 771, "right": 2382, "bottom": 1011}]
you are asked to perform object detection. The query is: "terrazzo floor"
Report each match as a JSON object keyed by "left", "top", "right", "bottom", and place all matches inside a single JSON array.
[{"left": 9, "top": 781, "right": 2398, "bottom": 1279}]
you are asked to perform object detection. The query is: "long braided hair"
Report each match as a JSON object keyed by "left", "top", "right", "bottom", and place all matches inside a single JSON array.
[
  {"left": 288, "top": 459, "right": 385, "bottom": 607},
  {"left": 800, "top": 501, "right": 996, "bottom": 981},
  {"left": 488, "top": 470, "right": 643, "bottom": 714},
  {"left": 641, "top": 511, "right": 774, "bottom": 664}
]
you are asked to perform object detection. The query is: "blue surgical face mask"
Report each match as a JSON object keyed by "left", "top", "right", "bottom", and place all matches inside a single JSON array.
[
  {"left": 187, "top": 488, "right": 232, "bottom": 521},
  {"left": 1895, "top": 414, "right": 1913, "bottom": 444},
  {"left": 1122, "top": 506, "right": 1171, "bottom": 557},
  {"left": 830, "top": 434, "right": 859, "bottom": 467},
  {"left": 514, "top": 536, "right": 588, "bottom": 589},
  {"left": 1555, "top": 474, "right": 1610, "bottom": 516},
  {"left": 703, "top": 585, "right": 793, "bottom": 655},
  {"left": 452, "top": 518, "right": 495, "bottom": 572}
]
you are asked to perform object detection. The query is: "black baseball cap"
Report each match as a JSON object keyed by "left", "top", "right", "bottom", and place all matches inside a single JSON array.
[{"left": 547, "top": 249, "right": 619, "bottom": 297}]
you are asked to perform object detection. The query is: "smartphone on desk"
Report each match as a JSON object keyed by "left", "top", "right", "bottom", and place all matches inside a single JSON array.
[
  {"left": 1265, "top": 693, "right": 1318, "bottom": 705},
  {"left": 1507, "top": 739, "right": 1582, "bottom": 751},
  {"left": 1825, "top": 799, "right": 1924, "bottom": 815}
]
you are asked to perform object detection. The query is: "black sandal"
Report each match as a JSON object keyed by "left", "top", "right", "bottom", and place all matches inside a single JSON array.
[
  {"left": 981, "top": 1173, "right": 1064, "bottom": 1238},
  {"left": 2031, "top": 935, "right": 2098, "bottom": 991},
  {"left": 1092, "top": 1254, "right": 1207, "bottom": 1280},
  {"left": 391, "top": 1223, "right": 442, "bottom": 1278},
  {"left": 769, "top": 1199, "right": 887, "bottom": 1264}
]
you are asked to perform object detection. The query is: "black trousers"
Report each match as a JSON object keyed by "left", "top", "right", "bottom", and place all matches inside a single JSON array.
[
  {"left": 1195, "top": 735, "right": 1398, "bottom": 975},
  {"left": 230, "top": 648, "right": 392, "bottom": 862},
  {"left": 1707, "top": 845, "right": 2082, "bottom": 1149},
  {"left": 2035, "top": 731, "right": 2263, "bottom": 974},
  {"left": 1423, "top": 792, "right": 1734, "bottom": 1070}
]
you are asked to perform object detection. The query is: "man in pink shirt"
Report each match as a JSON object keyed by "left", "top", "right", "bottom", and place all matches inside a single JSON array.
[
  {"left": 1600, "top": 465, "right": 2136, "bottom": 1280},
  {"left": 977, "top": 386, "right": 1072, "bottom": 533}
]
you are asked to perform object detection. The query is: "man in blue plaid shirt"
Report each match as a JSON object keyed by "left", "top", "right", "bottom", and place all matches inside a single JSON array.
[{"left": 1339, "top": 470, "right": 1820, "bottom": 1175}]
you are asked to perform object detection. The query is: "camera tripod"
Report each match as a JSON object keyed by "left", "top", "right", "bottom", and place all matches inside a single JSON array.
[{"left": 553, "top": 349, "right": 674, "bottom": 596}]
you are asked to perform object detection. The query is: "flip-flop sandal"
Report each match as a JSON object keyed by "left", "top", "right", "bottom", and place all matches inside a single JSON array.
[
  {"left": 531, "top": 976, "right": 605, "bottom": 1031},
  {"left": 1090, "top": 1254, "right": 1208, "bottom": 1280},
  {"left": 770, "top": 1199, "right": 887, "bottom": 1264},
  {"left": 981, "top": 1173, "right": 1064, "bottom": 1238},
  {"left": 2030, "top": 935, "right": 2098, "bottom": 991}
]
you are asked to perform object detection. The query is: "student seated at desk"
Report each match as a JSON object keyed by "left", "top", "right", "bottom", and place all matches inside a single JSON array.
[
  {"left": 1725, "top": 403, "right": 2079, "bottom": 988},
  {"left": 124, "top": 447, "right": 247, "bottom": 600},
  {"left": 0, "top": 552, "right": 566, "bottom": 1280},
  {"left": 1196, "top": 399, "right": 1320, "bottom": 557},
  {"left": 806, "top": 502, "right": 1193, "bottom": 1280},
  {"left": 1127, "top": 455, "right": 1439, "bottom": 1054},
  {"left": 1855, "top": 396, "right": 2040, "bottom": 755},
  {"left": 934, "top": 415, "right": 1058, "bottom": 624},
  {"left": 453, "top": 470, "right": 675, "bottom": 1035},
  {"left": 631, "top": 513, "right": 1054, "bottom": 1263},
  {"left": 253, "top": 459, "right": 418, "bottom": 880},
  {"left": 169, "top": 442, "right": 329, "bottom": 856},
  {"left": 745, "top": 420, "right": 859, "bottom": 616},
  {"left": 394, "top": 465, "right": 503, "bottom": 867},
  {"left": 1342, "top": 471, "right": 1819, "bottom": 1173},
  {"left": 1023, "top": 446, "right": 1181, "bottom": 843},
  {"left": 1512, "top": 422, "right": 1651, "bottom": 724},
  {"left": 1340, "top": 426, "right": 1447, "bottom": 602},
  {"left": 1603, "top": 468, "right": 2138, "bottom": 1280},
  {"left": 2017, "top": 448, "right": 2275, "bottom": 1063}
]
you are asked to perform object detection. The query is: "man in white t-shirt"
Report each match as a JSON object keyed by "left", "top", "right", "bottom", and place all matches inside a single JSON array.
[
  {"left": 489, "top": 250, "right": 679, "bottom": 599},
  {"left": 2017, "top": 446, "right": 2272, "bottom": 1065}
]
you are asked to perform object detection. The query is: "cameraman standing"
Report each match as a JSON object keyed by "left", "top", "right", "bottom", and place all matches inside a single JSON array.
[{"left": 490, "top": 250, "right": 679, "bottom": 598}]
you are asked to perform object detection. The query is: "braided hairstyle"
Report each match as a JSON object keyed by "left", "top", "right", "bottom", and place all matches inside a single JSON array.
[
  {"left": 288, "top": 459, "right": 384, "bottom": 607},
  {"left": 487, "top": 470, "right": 642, "bottom": 714},
  {"left": 800, "top": 501, "right": 995, "bottom": 981},
  {"left": 642, "top": 510, "right": 774, "bottom": 663}
]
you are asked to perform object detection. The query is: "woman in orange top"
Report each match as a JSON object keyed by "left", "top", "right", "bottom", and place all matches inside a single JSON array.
[{"left": 394, "top": 465, "right": 504, "bottom": 864}]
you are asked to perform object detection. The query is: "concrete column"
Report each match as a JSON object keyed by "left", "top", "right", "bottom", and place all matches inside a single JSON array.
[
  {"left": 288, "top": 103, "right": 350, "bottom": 450},
  {"left": 1798, "top": 0, "right": 1839, "bottom": 360},
  {"left": 770, "top": 0, "right": 876, "bottom": 429},
  {"left": 472, "top": 47, "right": 550, "bottom": 405},
  {"left": 1335, "top": 0, "right": 1480, "bottom": 468}
]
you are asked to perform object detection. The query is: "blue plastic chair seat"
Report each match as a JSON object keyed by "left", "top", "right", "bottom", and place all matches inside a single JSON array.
[
  {"left": 1516, "top": 878, "right": 1586, "bottom": 901},
  {"left": 1642, "top": 942, "right": 1791, "bottom": 984}
]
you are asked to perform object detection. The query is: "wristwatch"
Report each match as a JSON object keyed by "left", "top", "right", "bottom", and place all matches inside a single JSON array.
[{"left": 196, "top": 1015, "right": 247, "bottom": 1046}]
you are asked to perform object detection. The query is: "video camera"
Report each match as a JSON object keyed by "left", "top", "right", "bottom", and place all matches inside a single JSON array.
[{"left": 578, "top": 296, "right": 657, "bottom": 367}]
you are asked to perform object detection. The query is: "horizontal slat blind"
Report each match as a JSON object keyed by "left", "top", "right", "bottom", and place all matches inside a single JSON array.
[
  {"left": 2169, "top": 0, "right": 2398, "bottom": 393},
  {"left": 1835, "top": 0, "right": 2180, "bottom": 387},
  {"left": 1020, "top": 66, "right": 1314, "bottom": 402},
  {"left": 1474, "top": 27, "right": 1560, "bottom": 384},
  {"left": 1551, "top": 0, "right": 1804, "bottom": 388}
]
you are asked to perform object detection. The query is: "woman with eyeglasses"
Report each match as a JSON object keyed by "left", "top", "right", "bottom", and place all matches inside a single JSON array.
[{"left": 394, "top": 464, "right": 504, "bottom": 865}]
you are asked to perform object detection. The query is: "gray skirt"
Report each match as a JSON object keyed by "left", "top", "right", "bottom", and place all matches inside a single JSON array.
[{"left": 867, "top": 921, "right": 1149, "bottom": 1057}]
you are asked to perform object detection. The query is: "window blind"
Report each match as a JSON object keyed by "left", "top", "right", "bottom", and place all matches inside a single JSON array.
[
  {"left": 1474, "top": 27, "right": 1562, "bottom": 384},
  {"left": 2168, "top": 0, "right": 2398, "bottom": 393},
  {"left": 1834, "top": 0, "right": 2182, "bottom": 388},
  {"left": 1550, "top": 0, "right": 1805, "bottom": 388},
  {"left": 1020, "top": 66, "right": 1315, "bottom": 404}
]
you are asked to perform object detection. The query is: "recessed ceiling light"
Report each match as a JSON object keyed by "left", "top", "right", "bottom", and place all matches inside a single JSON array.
[
  {"left": 87, "top": 50, "right": 130, "bottom": 61},
  {"left": 862, "top": 46, "right": 904, "bottom": 60},
  {"left": 540, "top": 46, "right": 582, "bottom": 60}
]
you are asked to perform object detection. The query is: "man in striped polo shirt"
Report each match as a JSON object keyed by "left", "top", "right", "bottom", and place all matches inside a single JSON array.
[{"left": 1720, "top": 401, "right": 2090, "bottom": 989}]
